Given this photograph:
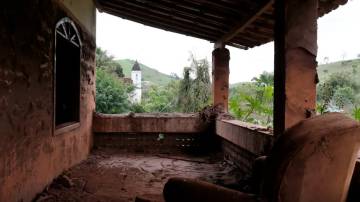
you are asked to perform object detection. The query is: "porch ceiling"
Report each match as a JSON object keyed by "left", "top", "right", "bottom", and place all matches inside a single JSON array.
[{"left": 95, "top": 0, "right": 347, "bottom": 49}]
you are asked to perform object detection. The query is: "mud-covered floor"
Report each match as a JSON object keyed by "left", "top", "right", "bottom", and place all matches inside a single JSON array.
[{"left": 34, "top": 148, "right": 244, "bottom": 202}]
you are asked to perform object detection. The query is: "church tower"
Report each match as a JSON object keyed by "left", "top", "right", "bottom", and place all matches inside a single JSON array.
[{"left": 131, "top": 61, "right": 142, "bottom": 103}]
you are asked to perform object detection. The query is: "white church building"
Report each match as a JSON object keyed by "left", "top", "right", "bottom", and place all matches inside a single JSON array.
[{"left": 131, "top": 61, "right": 142, "bottom": 103}]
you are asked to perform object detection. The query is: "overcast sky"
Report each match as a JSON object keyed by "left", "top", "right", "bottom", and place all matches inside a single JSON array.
[{"left": 96, "top": 0, "right": 360, "bottom": 84}]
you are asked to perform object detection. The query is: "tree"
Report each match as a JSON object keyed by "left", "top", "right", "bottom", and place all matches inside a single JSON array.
[
  {"left": 251, "top": 71, "right": 273, "bottom": 86},
  {"left": 95, "top": 69, "right": 134, "bottom": 114},
  {"left": 333, "top": 87, "right": 354, "bottom": 108},
  {"left": 352, "top": 64, "right": 358, "bottom": 74},
  {"left": 191, "top": 56, "right": 211, "bottom": 110},
  {"left": 114, "top": 63, "right": 125, "bottom": 78},
  {"left": 96, "top": 47, "right": 145, "bottom": 114},
  {"left": 96, "top": 47, "right": 126, "bottom": 79},
  {"left": 142, "top": 81, "right": 179, "bottom": 112},
  {"left": 96, "top": 47, "right": 116, "bottom": 69},
  {"left": 317, "top": 72, "right": 357, "bottom": 111},
  {"left": 229, "top": 72, "right": 274, "bottom": 126},
  {"left": 229, "top": 84, "right": 273, "bottom": 126},
  {"left": 177, "top": 67, "right": 193, "bottom": 112},
  {"left": 177, "top": 54, "right": 211, "bottom": 112}
]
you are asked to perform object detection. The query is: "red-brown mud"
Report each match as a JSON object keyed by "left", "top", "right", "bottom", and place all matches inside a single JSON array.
[{"left": 34, "top": 148, "right": 243, "bottom": 202}]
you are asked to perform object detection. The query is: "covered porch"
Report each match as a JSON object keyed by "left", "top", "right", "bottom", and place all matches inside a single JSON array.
[
  {"left": 1, "top": 0, "right": 360, "bottom": 202},
  {"left": 35, "top": 112, "right": 273, "bottom": 201},
  {"left": 35, "top": 112, "right": 360, "bottom": 202},
  {"left": 90, "top": 0, "right": 360, "bottom": 201},
  {"left": 94, "top": 0, "right": 346, "bottom": 134}
]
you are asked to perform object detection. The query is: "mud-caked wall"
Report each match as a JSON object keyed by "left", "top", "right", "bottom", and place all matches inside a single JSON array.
[{"left": 0, "top": 1, "right": 96, "bottom": 201}]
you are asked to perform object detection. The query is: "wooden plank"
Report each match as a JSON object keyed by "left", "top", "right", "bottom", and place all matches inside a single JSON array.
[
  {"left": 101, "top": 1, "right": 225, "bottom": 37},
  {"left": 183, "top": 0, "right": 252, "bottom": 17},
  {"left": 96, "top": 0, "right": 345, "bottom": 50},
  {"left": 236, "top": 33, "right": 269, "bottom": 44},
  {"left": 106, "top": 0, "right": 247, "bottom": 28},
  {"left": 145, "top": 0, "right": 235, "bottom": 26},
  {"left": 103, "top": 0, "right": 226, "bottom": 33},
  {"left": 98, "top": 0, "right": 276, "bottom": 49},
  {"left": 116, "top": 0, "right": 230, "bottom": 29},
  {"left": 216, "top": 0, "right": 274, "bottom": 44},
  {"left": 231, "top": 35, "right": 261, "bottom": 47},
  {"left": 101, "top": 7, "right": 219, "bottom": 42},
  {"left": 227, "top": 42, "right": 248, "bottom": 50},
  {"left": 244, "top": 29, "right": 272, "bottom": 40}
]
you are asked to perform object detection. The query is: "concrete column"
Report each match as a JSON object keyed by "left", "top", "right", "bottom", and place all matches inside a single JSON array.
[
  {"left": 212, "top": 48, "right": 230, "bottom": 112},
  {"left": 274, "top": 0, "right": 318, "bottom": 136}
]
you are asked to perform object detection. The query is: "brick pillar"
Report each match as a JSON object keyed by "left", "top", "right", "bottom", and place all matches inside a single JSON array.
[
  {"left": 274, "top": 0, "right": 318, "bottom": 136},
  {"left": 212, "top": 48, "right": 230, "bottom": 112}
]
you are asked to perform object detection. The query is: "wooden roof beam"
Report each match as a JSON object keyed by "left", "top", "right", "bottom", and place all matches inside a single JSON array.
[
  {"left": 227, "top": 42, "right": 249, "bottom": 50},
  {"left": 100, "top": 5, "right": 220, "bottom": 42},
  {"left": 215, "top": 0, "right": 274, "bottom": 48},
  {"left": 102, "top": 0, "right": 226, "bottom": 33},
  {"left": 114, "top": 0, "right": 228, "bottom": 29}
]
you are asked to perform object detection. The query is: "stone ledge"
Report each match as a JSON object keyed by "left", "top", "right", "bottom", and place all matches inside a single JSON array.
[
  {"left": 93, "top": 112, "right": 208, "bottom": 133},
  {"left": 216, "top": 119, "right": 274, "bottom": 155}
]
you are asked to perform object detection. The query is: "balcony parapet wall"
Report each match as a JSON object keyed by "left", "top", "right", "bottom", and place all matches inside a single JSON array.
[
  {"left": 93, "top": 112, "right": 211, "bottom": 154},
  {"left": 93, "top": 112, "right": 208, "bottom": 133},
  {"left": 216, "top": 119, "right": 274, "bottom": 174},
  {"left": 93, "top": 113, "right": 274, "bottom": 172},
  {"left": 216, "top": 120, "right": 274, "bottom": 155}
]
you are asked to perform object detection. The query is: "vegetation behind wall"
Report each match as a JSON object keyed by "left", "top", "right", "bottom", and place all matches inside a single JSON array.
[
  {"left": 96, "top": 46, "right": 360, "bottom": 123},
  {"left": 229, "top": 58, "right": 360, "bottom": 126},
  {"left": 95, "top": 48, "right": 211, "bottom": 113}
]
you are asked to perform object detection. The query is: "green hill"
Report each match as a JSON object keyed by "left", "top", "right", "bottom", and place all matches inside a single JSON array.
[
  {"left": 116, "top": 59, "right": 175, "bottom": 86},
  {"left": 115, "top": 58, "right": 360, "bottom": 88},
  {"left": 230, "top": 58, "right": 360, "bottom": 88},
  {"left": 317, "top": 58, "right": 360, "bottom": 81}
]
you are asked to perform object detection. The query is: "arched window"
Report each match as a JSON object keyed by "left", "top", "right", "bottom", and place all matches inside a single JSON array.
[{"left": 54, "top": 17, "right": 81, "bottom": 132}]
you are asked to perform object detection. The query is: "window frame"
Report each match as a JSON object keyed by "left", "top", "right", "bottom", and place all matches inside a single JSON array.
[{"left": 53, "top": 17, "right": 82, "bottom": 135}]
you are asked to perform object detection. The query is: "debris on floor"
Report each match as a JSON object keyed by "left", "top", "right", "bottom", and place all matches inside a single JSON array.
[{"left": 33, "top": 148, "right": 244, "bottom": 202}]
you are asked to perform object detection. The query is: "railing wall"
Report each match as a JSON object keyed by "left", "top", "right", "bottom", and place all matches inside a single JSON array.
[{"left": 93, "top": 113, "right": 274, "bottom": 173}]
